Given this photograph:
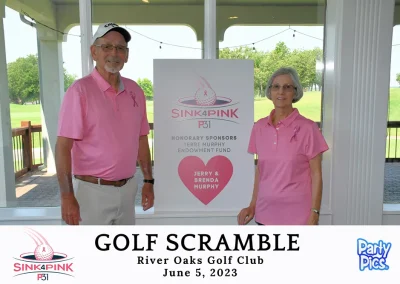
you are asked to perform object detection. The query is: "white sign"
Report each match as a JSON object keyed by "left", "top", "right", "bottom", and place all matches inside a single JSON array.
[{"left": 153, "top": 59, "right": 254, "bottom": 212}]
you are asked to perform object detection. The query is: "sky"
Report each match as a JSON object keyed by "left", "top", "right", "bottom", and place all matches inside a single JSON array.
[{"left": 3, "top": 6, "right": 400, "bottom": 87}]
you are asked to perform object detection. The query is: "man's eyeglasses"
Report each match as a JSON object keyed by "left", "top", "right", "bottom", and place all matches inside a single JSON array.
[
  {"left": 269, "top": 84, "right": 297, "bottom": 92},
  {"left": 94, "top": 44, "right": 128, "bottom": 53}
]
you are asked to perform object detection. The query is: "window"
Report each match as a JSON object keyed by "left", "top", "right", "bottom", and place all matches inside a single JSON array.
[
  {"left": 383, "top": 24, "right": 400, "bottom": 207},
  {"left": 2, "top": 1, "right": 203, "bottom": 213}
]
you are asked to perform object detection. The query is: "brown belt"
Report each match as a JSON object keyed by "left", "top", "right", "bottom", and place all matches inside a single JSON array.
[{"left": 74, "top": 175, "right": 132, "bottom": 187}]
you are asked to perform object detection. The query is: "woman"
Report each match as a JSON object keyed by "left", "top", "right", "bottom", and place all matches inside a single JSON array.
[{"left": 237, "top": 67, "right": 329, "bottom": 225}]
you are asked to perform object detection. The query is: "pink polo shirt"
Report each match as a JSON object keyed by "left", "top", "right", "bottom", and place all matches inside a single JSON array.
[
  {"left": 248, "top": 108, "right": 328, "bottom": 225},
  {"left": 57, "top": 68, "right": 150, "bottom": 181}
]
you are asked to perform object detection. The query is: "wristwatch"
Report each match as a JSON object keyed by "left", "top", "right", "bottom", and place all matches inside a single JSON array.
[
  {"left": 311, "top": 208, "right": 319, "bottom": 215},
  {"left": 143, "top": 179, "right": 155, "bottom": 185}
]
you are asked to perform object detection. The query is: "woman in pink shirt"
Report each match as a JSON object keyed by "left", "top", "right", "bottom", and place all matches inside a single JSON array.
[{"left": 238, "top": 67, "right": 329, "bottom": 225}]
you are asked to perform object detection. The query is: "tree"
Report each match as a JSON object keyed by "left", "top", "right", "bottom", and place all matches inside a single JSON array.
[
  {"left": 220, "top": 46, "right": 267, "bottom": 96},
  {"left": 219, "top": 43, "right": 324, "bottom": 97},
  {"left": 7, "top": 55, "right": 39, "bottom": 104},
  {"left": 7, "top": 54, "right": 76, "bottom": 104},
  {"left": 137, "top": 78, "right": 153, "bottom": 100},
  {"left": 64, "top": 72, "right": 76, "bottom": 92},
  {"left": 397, "top": 73, "right": 400, "bottom": 86}
]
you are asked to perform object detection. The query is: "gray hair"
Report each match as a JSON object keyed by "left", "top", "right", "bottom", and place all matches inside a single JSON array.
[{"left": 265, "top": 67, "right": 303, "bottom": 103}]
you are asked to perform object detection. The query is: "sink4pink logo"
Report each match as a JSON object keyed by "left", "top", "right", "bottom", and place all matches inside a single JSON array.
[
  {"left": 171, "top": 76, "right": 240, "bottom": 126},
  {"left": 178, "top": 155, "right": 233, "bottom": 205},
  {"left": 13, "top": 228, "right": 74, "bottom": 280}
]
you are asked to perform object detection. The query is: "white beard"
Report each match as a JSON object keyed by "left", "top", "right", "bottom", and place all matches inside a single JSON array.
[
  {"left": 105, "top": 64, "right": 121, "bottom": 74},
  {"left": 104, "top": 57, "right": 122, "bottom": 73}
]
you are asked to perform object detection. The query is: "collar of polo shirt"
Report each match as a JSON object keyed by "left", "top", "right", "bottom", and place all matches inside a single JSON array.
[{"left": 266, "top": 108, "right": 299, "bottom": 127}]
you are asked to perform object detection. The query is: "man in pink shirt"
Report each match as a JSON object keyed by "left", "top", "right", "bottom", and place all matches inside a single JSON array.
[
  {"left": 237, "top": 67, "right": 329, "bottom": 225},
  {"left": 56, "top": 23, "right": 154, "bottom": 225}
]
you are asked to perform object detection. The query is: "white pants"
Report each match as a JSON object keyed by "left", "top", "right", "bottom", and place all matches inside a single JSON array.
[{"left": 71, "top": 176, "right": 138, "bottom": 225}]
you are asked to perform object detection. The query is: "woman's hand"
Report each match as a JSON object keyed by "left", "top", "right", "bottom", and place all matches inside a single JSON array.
[
  {"left": 307, "top": 211, "right": 319, "bottom": 225},
  {"left": 237, "top": 206, "right": 255, "bottom": 225}
]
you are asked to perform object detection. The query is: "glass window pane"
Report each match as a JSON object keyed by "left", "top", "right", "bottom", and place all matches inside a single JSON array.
[
  {"left": 384, "top": 24, "right": 400, "bottom": 206},
  {"left": 217, "top": 0, "right": 326, "bottom": 126}
]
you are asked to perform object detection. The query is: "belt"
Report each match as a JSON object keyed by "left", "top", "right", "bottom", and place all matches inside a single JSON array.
[{"left": 74, "top": 175, "right": 132, "bottom": 187}]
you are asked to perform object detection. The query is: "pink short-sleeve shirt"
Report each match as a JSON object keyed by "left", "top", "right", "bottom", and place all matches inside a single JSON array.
[
  {"left": 57, "top": 68, "right": 150, "bottom": 181},
  {"left": 248, "top": 108, "right": 329, "bottom": 225}
]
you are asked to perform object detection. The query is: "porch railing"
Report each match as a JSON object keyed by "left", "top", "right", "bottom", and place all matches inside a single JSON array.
[
  {"left": 12, "top": 121, "right": 43, "bottom": 178},
  {"left": 11, "top": 120, "right": 400, "bottom": 178},
  {"left": 147, "top": 121, "right": 400, "bottom": 164},
  {"left": 386, "top": 121, "right": 400, "bottom": 162},
  {"left": 314, "top": 121, "right": 400, "bottom": 162}
]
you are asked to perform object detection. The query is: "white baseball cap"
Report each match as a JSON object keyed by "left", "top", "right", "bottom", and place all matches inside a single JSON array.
[{"left": 92, "top": 22, "right": 131, "bottom": 45}]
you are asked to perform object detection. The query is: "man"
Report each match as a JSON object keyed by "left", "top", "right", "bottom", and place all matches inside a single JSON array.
[{"left": 56, "top": 23, "right": 154, "bottom": 225}]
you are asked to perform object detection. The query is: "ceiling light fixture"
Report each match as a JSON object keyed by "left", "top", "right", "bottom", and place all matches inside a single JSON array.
[{"left": 228, "top": 16, "right": 238, "bottom": 19}]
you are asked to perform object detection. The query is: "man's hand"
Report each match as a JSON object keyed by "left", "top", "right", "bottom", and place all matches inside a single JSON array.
[
  {"left": 237, "top": 206, "right": 255, "bottom": 225},
  {"left": 137, "top": 135, "right": 154, "bottom": 211},
  {"left": 61, "top": 193, "right": 81, "bottom": 225},
  {"left": 141, "top": 183, "right": 154, "bottom": 211},
  {"left": 307, "top": 211, "right": 319, "bottom": 225}
]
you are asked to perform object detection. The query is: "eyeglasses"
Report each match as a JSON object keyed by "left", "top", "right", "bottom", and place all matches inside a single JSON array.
[
  {"left": 94, "top": 44, "right": 128, "bottom": 53},
  {"left": 269, "top": 84, "right": 297, "bottom": 92}
]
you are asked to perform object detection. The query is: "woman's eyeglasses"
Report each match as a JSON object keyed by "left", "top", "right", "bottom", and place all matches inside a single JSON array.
[{"left": 269, "top": 84, "right": 297, "bottom": 92}]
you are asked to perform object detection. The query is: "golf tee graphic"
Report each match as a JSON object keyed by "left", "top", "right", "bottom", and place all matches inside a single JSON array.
[{"left": 178, "top": 155, "right": 233, "bottom": 205}]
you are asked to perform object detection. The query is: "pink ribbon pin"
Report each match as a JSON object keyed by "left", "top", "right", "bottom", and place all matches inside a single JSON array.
[{"left": 291, "top": 126, "right": 300, "bottom": 142}]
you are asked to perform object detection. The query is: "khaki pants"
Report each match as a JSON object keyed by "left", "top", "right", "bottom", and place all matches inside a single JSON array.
[{"left": 71, "top": 176, "right": 138, "bottom": 225}]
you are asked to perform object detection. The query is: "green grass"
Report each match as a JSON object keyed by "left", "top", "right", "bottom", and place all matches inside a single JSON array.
[
  {"left": 10, "top": 104, "right": 41, "bottom": 128},
  {"left": 253, "top": 91, "right": 323, "bottom": 122},
  {"left": 388, "top": 88, "right": 400, "bottom": 121},
  {"left": 146, "top": 101, "right": 154, "bottom": 124},
  {"left": 147, "top": 89, "right": 400, "bottom": 123},
  {"left": 8, "top": 88, "right": 400, "bottom": 160},
  {"left": 10, "top": 89, "right": 400, "bottom": 124}
]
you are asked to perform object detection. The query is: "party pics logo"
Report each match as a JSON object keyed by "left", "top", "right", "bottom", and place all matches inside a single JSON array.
[
  {"left": 357, "top": 238, "right": 391, "bottom": 271},
  {"left": 171, "top": 75, "right": 240, "bottom": 125},
  {"left": 13, "top": 228, "right": 74, "bottom": 280}
]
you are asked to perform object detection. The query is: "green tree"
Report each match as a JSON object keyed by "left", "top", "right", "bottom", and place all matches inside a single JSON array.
[
  {"left": 220, "top": 46, "right": 267, "bottom": 96},
  {"left": 219, "top": 43, "right": 324, "bottom": 97},
  {"left": 137, "top": 78, "right": 153, "bottom": 100},
  {"left": 287, "top": 49, "right": 317, "bottom": 90},
  {"left": 219, "top": 46, "right": 254, "bottom": 60},
  {"left": 7, "top": 54, "right": 76, "bottom": 104},
  {"left": 314, "top": 48, "right": 323, "bottom": 90},
  {"left": 7, "top": 55, "right": 39, "bottom": 104},
  {"left": 397, "top": 73, "right": 400, "bottom": 86},
  {"left": 64, "top": 72, "right": 76, "bottom": 92}
]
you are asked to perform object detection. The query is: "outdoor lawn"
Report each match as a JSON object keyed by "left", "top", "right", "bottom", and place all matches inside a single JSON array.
[
  {"left": 9, "top": 88, "right": 400, "bottom": 126},
  {"left": 9, "top": 89, "right": 400, "bottom": 159},
  {"left": 10, "top": 103, "right": 41, "bottom": 128}
]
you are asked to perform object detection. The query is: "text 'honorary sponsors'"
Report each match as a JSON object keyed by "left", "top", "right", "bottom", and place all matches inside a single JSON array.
[
  {"left": 94, "top": 233, "right": 300, "bottom": 279},
  {"left": 171, "top": 75, "right": 240, "bottom": 155}
]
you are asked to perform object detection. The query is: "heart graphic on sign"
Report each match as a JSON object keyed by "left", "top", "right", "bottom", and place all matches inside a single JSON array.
[{"left": 178, "top": 155, "right": 233, "bottom": 205}]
